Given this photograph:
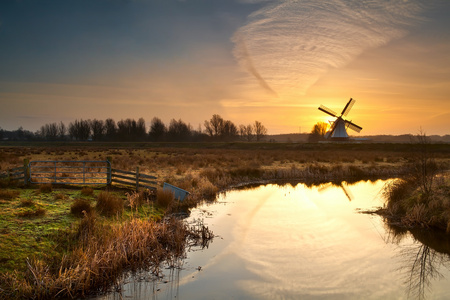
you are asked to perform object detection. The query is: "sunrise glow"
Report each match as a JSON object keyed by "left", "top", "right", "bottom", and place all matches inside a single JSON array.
[{"left": 0, "top": 0, "right": 449, "bottom": 136}]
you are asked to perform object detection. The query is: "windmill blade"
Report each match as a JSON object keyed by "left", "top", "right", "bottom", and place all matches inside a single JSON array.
[
  {"left": 327, "top": 118, "right": 339, "bottom": 138},
  {"left": 345, "top": 120, "right": 362, "bottom": 133},
  {"left": 318, "top": 105, "right": 338, "bottom": 118},
  {"left": 341, "top": 98, "right": 355, "bottom": 116}
]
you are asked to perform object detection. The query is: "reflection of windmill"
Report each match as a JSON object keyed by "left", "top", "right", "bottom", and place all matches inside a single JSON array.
[
  {"left": 318, "top": 181, "right": 354, "bottom": 201},
  {"left": 318, "top": 98, "right": 363, "bottom": 140}
]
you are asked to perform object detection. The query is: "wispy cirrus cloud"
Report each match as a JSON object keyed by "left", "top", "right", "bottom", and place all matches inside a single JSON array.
[{"left": 233, "top": 0, "right": 427, "bottom": 96}]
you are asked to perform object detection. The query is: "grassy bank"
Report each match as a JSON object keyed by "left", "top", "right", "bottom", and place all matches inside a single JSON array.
[
  {"left": 376, "top": 135, "right": 450, "bottom": 232},
  {"left": 0, "top": 185, "right": 212, "bottom": 299}
]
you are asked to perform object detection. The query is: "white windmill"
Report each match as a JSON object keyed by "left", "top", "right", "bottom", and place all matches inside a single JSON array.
[{"left": 318, "top": 98, "right": 363, "bottom": 140}]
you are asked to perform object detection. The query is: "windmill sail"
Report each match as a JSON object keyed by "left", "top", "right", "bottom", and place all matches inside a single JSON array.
[
  {"left": 345, "top": 120, "right": 362, "bottom": 133},
  {"left": 341, "top": 98, "right": 355, "bottom": 116},
  {"left": 318, "top": 105, "right": 338, "bottom": 118}
]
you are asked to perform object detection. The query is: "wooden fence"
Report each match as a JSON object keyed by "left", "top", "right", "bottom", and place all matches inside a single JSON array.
[
  {"left": 111, "top": 167, "right": 157, "bottom": 191},
  {"left": 0, "top": 166, "right": 27, "bottom": 185},
  {"left": 1, "top": 160, "right": 157, "bottom": 191}
]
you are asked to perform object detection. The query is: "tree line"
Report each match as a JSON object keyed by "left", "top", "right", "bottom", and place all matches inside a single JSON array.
[{"left": 0, "top": 115, "right": 267, "bottom": 142}]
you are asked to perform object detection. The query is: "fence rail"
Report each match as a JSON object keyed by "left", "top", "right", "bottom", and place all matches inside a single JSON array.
[
  {"left": 2, "top": 160, "right": 158, "bottom": 191},
  {"left": 111, "top": 167, "right": 157, "bottom": 191},
  {"left": 28, "top": 160, "right": 111, "bottom": 185},
  {"left": 0, "top": 166, "right": 26, "bottom": 183}
]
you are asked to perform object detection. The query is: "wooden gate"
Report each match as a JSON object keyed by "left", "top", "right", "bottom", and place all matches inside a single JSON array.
[{"left": 28, "top": 160, "right": 111, "bottom": 185}]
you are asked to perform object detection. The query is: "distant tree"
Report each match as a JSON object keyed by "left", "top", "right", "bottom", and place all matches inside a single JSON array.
[
  {"left": 222, "top": 120, "right": 238, "bottom": 141},
  {"left": 104, "top": 118, "right": 117, "bottom": 141},
  {"left": 57, "top": 121, "right": 66, "bottom": 140},
  {"left": 204, "top": 114, "right": 240, "bottom": 141},
  {"left": 167, "top": 119, "right": 191, "bottom": 141},
  {"left": 90, "top": 119, "right": 105, "bottom": 141},
  {"left": 136, "top": 117, "right": 147, "bottom": 141},
  {"left": 39, "top": 123, "right": 58, "bottom": 140},
  {"left": 117, "top": 119, "right": 133, "bottom": 141},
  {"left": 239, "top": 124, "right": 254, "bottom": 141},
  {"left": 69, "top": 119, "right": 91, "bottom": 141},
  {"left": 308, "top": 122, "right": 329, "bottom": 142},
  {"left": 149, "top": 117, "right": 167, "bottom": 142},
  {"left": 204, "top": 114, "right": 224, "bottom": 138},
  {"left": 254, "top": 121, "right": 267, "bottom": 141}
]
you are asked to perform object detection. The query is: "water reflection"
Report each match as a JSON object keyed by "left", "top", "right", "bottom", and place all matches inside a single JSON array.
[
  {"left": 95, "top": 180, "right": 450, "bottom": 300},
  {"left": 385, "top": 225, "right": 450, "bottom": 300}
]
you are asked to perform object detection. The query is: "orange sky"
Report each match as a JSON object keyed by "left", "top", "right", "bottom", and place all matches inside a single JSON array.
[{"left": 0, "top": 1, "right": 449, "bottom": 136}]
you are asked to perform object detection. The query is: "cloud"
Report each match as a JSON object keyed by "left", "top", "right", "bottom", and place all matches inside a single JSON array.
[
  {"left": 233, "top": 0, "right": 427, "bottom": 96},
  {"left": 232, "top": 32, "right": 278, "bottom": 97}
]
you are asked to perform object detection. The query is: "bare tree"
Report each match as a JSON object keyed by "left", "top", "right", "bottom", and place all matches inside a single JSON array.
[
  {"left": 411, "top": 129, "right": 438, "bottom": 197},
  {"left": 149, "top": 117, "right": 167, "bottom": 142},
  {"left": 57, "top": 121, "right": 66, "bottom": 140},
  {"left": 168, "top": 119, "right": 191, "bottom": 141},
  {"left": 90, "top": 119, "right": 105, "bottom": 141},
  {"left": 204, "top": 114, "right": 224, "bottom": 138},
  {"left": 254, "top": 121, "right": 267, "bottom": 141},
  {"left": 104, "top": 118, "right": 117, "bottom": 141},
  {"left": 308, "top": 122, "right": 329, "bottom": 142},
  {"left": 68, "top": 119, "right": 91, "bottom": 141}
]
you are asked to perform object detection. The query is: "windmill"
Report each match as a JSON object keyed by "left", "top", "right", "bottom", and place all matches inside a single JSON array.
[{"left": 318, "top": 98, "right": 362, "bottom": 140}]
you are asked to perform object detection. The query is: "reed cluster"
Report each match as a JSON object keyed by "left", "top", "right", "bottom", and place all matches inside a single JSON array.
[{"left": 0, "top": 211, "right": 213, "bottom": 299}]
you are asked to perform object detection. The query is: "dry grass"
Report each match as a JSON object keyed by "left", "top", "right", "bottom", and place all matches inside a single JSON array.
[
  {"left": 95, "top": 191, "right": 123, "bottom": 216},
  {"left": 0, "top": 189, "right": 20, "bottom": 200},
  {"left": 15, "top": 199, "right": 46, "bottom": 218},
  {"left": 157, "top": 188, "right": 174, "bottom": 208},
  {"left": 70, "top": 198, "right": 93, "bottom": 217},
  {"left": 80, "top": 187, "right": 94, "bottom": 196},
  {"left": 39, "top": 184, "right": 52, "bottom": 193},
  {"left": 0, "top": 214, "right": 213, "bottom": 299},
  {"left": 380, "top": 175, "right": 450, "bottom": 232}
]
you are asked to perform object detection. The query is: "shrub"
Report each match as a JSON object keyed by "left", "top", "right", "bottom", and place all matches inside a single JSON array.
[
  {"left": 0, "top": 189, "right": 20, "bottom": 200},
  {"left": 16, "top": 208, "right": 46, "bottom": 218},
  {"left": 39, "top": 184, "right": 52, "bottom": 193},
  {"left": 54, "top": 193, "right": 66, "bottom": 200},
  {"left": 19, "top": 198, "right": 35, "bottom": 207},
  {"left": 16, "top": 200, "right": 46, "bottom": 218},
  {"left": 71, "top": 199, "right": 93, "bottom": 217},
  {"left": 80, "top": 187, "right": 94, "bottom": 197},
  {"left": 157, "top": 189, "right": 174, "bottom": 208},
  {"left": 95, "top": 191, "right": 123, "bottom": 216}
]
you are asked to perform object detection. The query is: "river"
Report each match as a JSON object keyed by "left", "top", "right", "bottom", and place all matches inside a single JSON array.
[{"left": 97, "top": 179, "right": 450, "bottom": 299}]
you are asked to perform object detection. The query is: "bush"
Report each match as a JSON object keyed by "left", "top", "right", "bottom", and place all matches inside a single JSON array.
[
  {"left": 157, "top": 189, "right": 174, "bottom": 208},
  {"left": 39, "top": 183, "right": 52, "bottom": 193},
  {"left": 71, "top": 199, "right": 93, "bottom": 217},
  {"left": 80, "top": 187, "right": 94, "bottom": 197},
  {"left": 0, "top": 189, "right": 20, "bottom": 200},
  {"left": 95, "top": 191, "right": 123, "bottom": 216}
]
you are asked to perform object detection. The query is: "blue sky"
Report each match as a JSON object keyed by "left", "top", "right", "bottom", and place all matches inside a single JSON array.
[{"left": 1, "top": 0, "right": 449, "bottom": 135}]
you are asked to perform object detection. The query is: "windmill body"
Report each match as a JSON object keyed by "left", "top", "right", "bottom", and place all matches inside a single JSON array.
[{"left": 318, "top": 98, "right": 362, "bottom": 141}]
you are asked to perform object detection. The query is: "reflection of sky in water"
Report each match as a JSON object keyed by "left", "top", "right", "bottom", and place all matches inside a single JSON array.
[{"left": 97, "top": 180, "right": 450, "bottom": 300}]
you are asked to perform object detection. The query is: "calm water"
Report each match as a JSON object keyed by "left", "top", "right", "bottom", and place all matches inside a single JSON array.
[{"left": 98, "top": 180, "right": 450, "bottom": 300}]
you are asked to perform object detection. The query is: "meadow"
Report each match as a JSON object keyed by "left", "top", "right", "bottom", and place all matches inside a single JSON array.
[{"left": 0, "top": 141, "right": 449, "bottom": 298}]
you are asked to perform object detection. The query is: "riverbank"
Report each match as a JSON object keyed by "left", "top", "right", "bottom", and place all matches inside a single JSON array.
[{"left": 376, "top": 173, "right": 450, "bottom": 232}]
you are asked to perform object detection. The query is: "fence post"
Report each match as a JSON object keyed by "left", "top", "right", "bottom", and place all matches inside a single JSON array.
[
  {"left": 136, "top": 166, "right": 140, "bottom": 192},
  {"left": 106, "top": 157, "right": 112, "bottom": 188},
  {"left": 23, "top": 159, "right": 29, "bottom": 186}
]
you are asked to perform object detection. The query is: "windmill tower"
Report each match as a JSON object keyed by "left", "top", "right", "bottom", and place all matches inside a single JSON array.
[{"left": 318, "top": 98, "right": 362, "bottom": 140}]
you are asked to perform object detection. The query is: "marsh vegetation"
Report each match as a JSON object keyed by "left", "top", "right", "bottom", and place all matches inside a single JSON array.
[{"left": 0, "top": 141, "right": 449, "bottom": 298}]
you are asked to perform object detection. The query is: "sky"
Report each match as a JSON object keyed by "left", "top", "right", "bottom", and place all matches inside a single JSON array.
[{"left": 0, "top": 0, "right": 449, "bottom": 136}]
